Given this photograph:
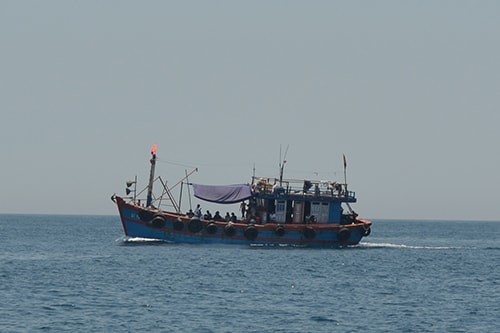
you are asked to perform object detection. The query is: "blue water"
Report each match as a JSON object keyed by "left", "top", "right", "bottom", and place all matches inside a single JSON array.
[{"left": 0, "top": 215, "right": 499, "bottom": 332}]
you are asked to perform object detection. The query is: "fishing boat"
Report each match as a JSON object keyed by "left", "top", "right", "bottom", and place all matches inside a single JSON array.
[{"left": 111, "top": 145, "right": 372, "bottom": 247}]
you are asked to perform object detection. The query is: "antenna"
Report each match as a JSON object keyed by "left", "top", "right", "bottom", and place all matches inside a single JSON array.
[
  {"left": 279, "top": 144, "right": 289, "bottom": 185},
  {"left": 252, "top": 163, "right": 256, "bottom": 184}
]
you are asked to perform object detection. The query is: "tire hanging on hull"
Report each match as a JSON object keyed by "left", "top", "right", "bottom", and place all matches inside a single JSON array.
[
  {"left": 244, "top": 225, "right": 258, "bottom": 241},
  {"left": 173, "top": 219, "right": 184, "bottom": 231},
  {"left": 274, "top": 225, "right": 285, "bottom": 237},
  {"left": 150, "top": 214, "right": 166, "bottom": 229},
  {"left": 224, "top": 223, "right": 236, "bottom": 237},
  {"left": 138, "top": 209, "right": 154, "bottom": 222},
  {"left": 303, "top": 227, "right": 316, "bottom": 239},
  {"left": 188, "top": 218, "right": 203, "bottom": 233},
  {"left": 206, "top": 222, "right": 218, "bottom": 234},
  {"left": 337, "top": 228, "right": 351, "bottom": 241}
]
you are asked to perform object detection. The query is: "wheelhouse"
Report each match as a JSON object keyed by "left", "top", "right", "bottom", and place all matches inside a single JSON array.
[{"left": 252, "top": 177, "right": 357, "bottom": 225}]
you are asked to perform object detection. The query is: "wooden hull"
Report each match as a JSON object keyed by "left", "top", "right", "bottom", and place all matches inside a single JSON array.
[{"left": 115, "top": 196, "right": 372, "bottom": 248}]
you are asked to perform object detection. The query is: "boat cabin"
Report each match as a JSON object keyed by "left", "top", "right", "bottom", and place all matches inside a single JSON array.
[{"left": 252, "top": 177, "right": 357, "bottom": 225}]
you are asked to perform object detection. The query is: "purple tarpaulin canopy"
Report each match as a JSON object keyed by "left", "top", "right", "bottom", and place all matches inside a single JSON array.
[{"left": 192, "top": 183, "right": 253, "bottom": 204}]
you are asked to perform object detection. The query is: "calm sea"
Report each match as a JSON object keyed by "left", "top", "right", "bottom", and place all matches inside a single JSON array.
[{"left": 0, "top": 215, "right": 499, "bottom": 333}]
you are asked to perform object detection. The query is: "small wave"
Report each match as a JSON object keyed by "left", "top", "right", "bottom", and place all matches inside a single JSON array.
[
  {"left": 358, "top": 242, "right": 465, "bottom": 250},
  {"left": 116, "top": 236, "right": 171, "bottom": 245}
]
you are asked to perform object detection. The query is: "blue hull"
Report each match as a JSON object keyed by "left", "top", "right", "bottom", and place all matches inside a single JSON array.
[{"left": 116, "top": 197, "right": 371, "bottom": 248}]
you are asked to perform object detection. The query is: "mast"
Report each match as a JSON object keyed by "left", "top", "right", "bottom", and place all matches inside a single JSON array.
[{"left": 146, "top": 144, "right": 157, "bottom": 207}]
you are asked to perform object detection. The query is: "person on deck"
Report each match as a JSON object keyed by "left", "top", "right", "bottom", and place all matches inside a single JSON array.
[
  {"left": 240, "top": 201, "right": 246, "bottom": 218},
  {"left": 269, "top": 211, "right": 277, "bottom": 222},
  {"left": 213, "top": 211, "right": 223, "bottom": 221},
  {"left": 194, "top": 204, "right": 202, "bottom": 218}
]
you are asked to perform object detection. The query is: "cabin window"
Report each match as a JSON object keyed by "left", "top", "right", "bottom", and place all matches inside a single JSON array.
[
  {"left": 275, "top": 200, "right": 286, "bottom": 223},
  {"left": 292, "top": 201, "right": 304, "bottom": 223},
  {"left": 321, "top": 203, "right": 330, "bottom": 222},
  {"left": 310, "top": 202, "right": 330, "bottom": 223},
  {"left": 311, "top": 202, "right": 321, "bottom": 222}
]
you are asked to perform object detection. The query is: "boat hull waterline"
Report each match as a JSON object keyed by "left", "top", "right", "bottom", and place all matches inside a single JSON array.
[{"left": 114, "top": 196, "right": 371, "bottom": 248}]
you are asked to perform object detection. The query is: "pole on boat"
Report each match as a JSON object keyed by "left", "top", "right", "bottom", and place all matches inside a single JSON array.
[
  {"left": 343, "top": 153, "right": 347, "bottom": 194},
  {"left": 279, "top": 145, "right": 289, "bottom": 186},
  {"left": 146, "top": 144, "right": 157, "bottom": 207},
  {"left": 185, "top": 169, "right": 192, "bottom": 211}
]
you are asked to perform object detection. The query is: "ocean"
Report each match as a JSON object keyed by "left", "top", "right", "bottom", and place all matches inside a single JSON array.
[{"left": 0, "top": 215, "right": 498, "bottom": 333}]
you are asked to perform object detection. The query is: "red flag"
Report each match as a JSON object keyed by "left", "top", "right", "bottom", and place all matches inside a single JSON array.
[
  {"left": 343, "top": 154, "right": 347, "bottom": 169},
  {"left": 151, "top": 144, "right": 157, "bottom": 155}
]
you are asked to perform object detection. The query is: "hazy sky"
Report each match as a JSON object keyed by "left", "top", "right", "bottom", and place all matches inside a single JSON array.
[{"left": 1, "top": 1, "right": 499, "bottom": 220}]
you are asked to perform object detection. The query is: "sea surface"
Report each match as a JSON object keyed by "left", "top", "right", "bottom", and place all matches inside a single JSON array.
[{"left": 0, "top": 215, "right": 499, "bottom": 333}]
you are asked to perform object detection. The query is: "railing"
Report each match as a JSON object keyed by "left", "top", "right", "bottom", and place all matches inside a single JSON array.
[{"left": 252, "top": 176, "right": 356, "bottom": 200}]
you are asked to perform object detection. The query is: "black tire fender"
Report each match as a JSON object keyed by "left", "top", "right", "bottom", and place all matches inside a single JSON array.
[
  {"left": 173, "top": 218, "right": 184, "bottom": 231},
  {"left": 274, "top": 224, "right": 285, "bottom": 237},
  {"left": 337, "top": 228, "right": 351, "bottom": 241},
  {"left": 188, "top": 218, "right": 203, "bottom": 233},
  {"left": 206, "top": 222, "right": 218, "bottom": 234},
  {"left": 138, "top": 209, "right": 154, "bottom": 222},
  {"left": 224, "top": 223, "right": 236, "bottom": 237},
  {"left": 303, "top": 227, "right": 316, "bottom": 239},
  {"left": 150, "top": 214, "right": 166, "bottom": 229},
  {"left": 244, "top": 225, "right": 258, "bottom": 241}
]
